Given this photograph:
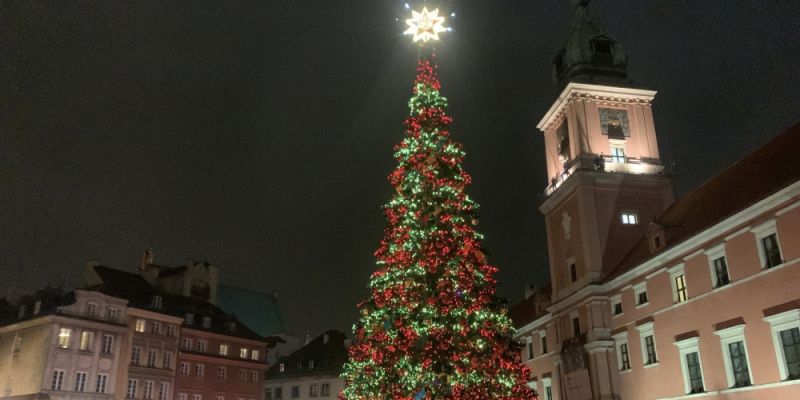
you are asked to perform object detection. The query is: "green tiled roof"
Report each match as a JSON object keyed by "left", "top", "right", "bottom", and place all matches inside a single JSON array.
[{"left": 217, "top": 284, "right": 286, "bottom": 336}]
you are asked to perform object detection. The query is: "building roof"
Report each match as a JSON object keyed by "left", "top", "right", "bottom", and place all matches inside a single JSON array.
[
  {"left": 88, "top": 265, "right": 269, "bottom": 342},
  {"left": 607, "top": 122, "right": 800, "bottom": 280},
  {"left": 217, "top": 284, "right": 286, "bottom": 337},
  {"left": 507, "top": 284, "right": 552, "bottom": 329},
  {"left": 266, "top": 330, "right": 348, "bottom": 380}
]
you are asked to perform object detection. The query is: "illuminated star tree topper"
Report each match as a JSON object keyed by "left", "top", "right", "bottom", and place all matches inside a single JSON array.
[{"left": 404, "top": 6, "right": 448, "bottom": 43}]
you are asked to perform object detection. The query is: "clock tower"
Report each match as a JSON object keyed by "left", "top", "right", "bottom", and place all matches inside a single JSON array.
[{"left": 538, "top": 1, "right": 675, "bottom": 302}]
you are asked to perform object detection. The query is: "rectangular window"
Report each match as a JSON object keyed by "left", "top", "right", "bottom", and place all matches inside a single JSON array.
[
  {"left": 620, "top": 343, "right": 630, "bottom": 370},
  {"left": 202, "top": 317, "right": 212, "bottom": 328},
  {"left": 178, "top": 394, "right": 188, "bottom": 400},
  {"left": 151, "top": 321, "right": 161, "bottom": 335},
  {"left": 51, "top": 369, "right": 65, "bottom": 391},
  {"left": 240, "top": 347, "right": 249, "bottom": 359},
  {"left": 74, "top": 371, "right": 87, "bottom": 392},
  {"left": 197, "top": 340, "right": 207, "bottom": 352},
  {"left": 132, "top": 346, "right": 141, "bottom": 365},
  {"left": 80, "top": 331, "right": 95, "bottom": 351},
  {"left": 291, "top": 386, "right": 300, "bottom": 399},
  {"left": 101, "top": 334, "right": 114, "bottom": 354},
  {"left": 58, "top": 328, "right": 71, "bottom": 348},
  {"left": 220, "top": 344, "right": 229, "bottom": 356},
  {"left": 159, "top": 382, "right": 169, "bottom": 400},
  {"left": 780, "top": 327, "right": 800, "bottom": 380},
  {"left": 167, "top": 325, "right": 177, "bottom": 337},
  {"left": 180, "top": 362, "right": 190, "bottom": 376},
  {"left": 135, "top": 319, "right": 146, "bottom": 333},
  {"left": 644, "top": 335, "right": 658, "bottom": 365},
  {"left": 87, "top": 302, "right": 98, "bottom": 317},
  {"left": 251, "top": 349, "right": 260, "bottom": 361},
  {"left": 275, "top": 388, "right": 283, "bottom": 399},
  {"left": 621, "top": 211, "right": 638, "bottom": 225},
  {"left": 613, "top": 302, "right": 623, "bottom": 315},
  {"left": 542, "top": 378, "right": 553, "bottom": 400},
  {"left": 239, "top": 368, "right": 247, "bottom": 382},
  {"left": 610, "top": 146, "right": 626, "bottom": 163},
  {"left": 569, "top": 263, "right": 577, "bottom": 282},
  {"left": 713, "top": 257, "right": 730, "bottom": 287},
  {"left": 526, "top": 340, "right": 534, "bottom": 359},
  {"left": 728, "top": 341, "right": 751, "bottom": 387},
  {"left": 127, "top": 379, "right": 138, "bottom": 399},
  {"left": 637, "top": 290, "right": 648, "bottom": 305},
  {"left": 217, "top": 366, "right": 227, "bottom": 380},
  {"left": 152, "top": 295, "right": 162, "bottom": 309},
  {"left": 251, "top": 370, "right": 259, "bottom": 383},
  {"left": 185, "top": 313, "right": 194, "bottom": 325},
  {"left": 148, "top": 349, "right": 158, "bottom": 367},
  {"left": 266, "top": 389, "right": 272, "bottom": 400},
  {"left": 686, "top": 352, "right": 704, "bottom": 393},
  {"left": 674, "top": 274, "right": 688, "bottom": 303},
  {"left": 144, "top": 380, "right": 154, "bottom": 399},
  {"left": 95, "top": 374, "right": 108, "bottom": 393},
  {"left": 762, "top": 234, "right": 783, "bottom": 268},
  {"left": 279, "top": 363, "right": 285, "bottom": 373},
  {"left": 321, "top": 383, "right": 330, "bottom": 396},
  {"left": 182, "top": 338, "right": 192, "bottom": 350},
  {"left": 310, "top": 384, "right": 319, "bottom": 397},
  {"left": 540, "top": 333, "right": 548, "bottom": 354},
  {"left": 572, "top": 317, "right": 581, "bottom": 336},
  {"left": 195, "top": 363, "right": 205, "bottom": 377},
  {"left": 12, "top": 336, "right": 22, "bottom": 354},
  {"left": 163, "top": 351, "right": 173, "bottom": 369},
  {"left": 107, "top": 307, "right": 119, "bottom": 321}
]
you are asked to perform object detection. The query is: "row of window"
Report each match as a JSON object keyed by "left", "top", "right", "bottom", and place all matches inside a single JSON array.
[
  {"left": 524, "top": 331, "right": 548, "bottom": 360},
  {"left": 184, "top": 312, "right": 238, "bottom": 332},
  {"left": 125, "top": 378, "right": 170, "bottom": 400},
  {"left": 50, "top": 370, "right": 108, "bottom": 394},
  {"left": 277, "top": 359, "right": 318, "bottom": 373},
  {"left": 179, "top": 337, "right": 261, "bottom": 360},
  {"left": 527, "top": 377, "right": 552, "bottom": 400},
  {"left": 56, "top": 328, "right": 115, "bottom": 354},
  {"left": 176, "top": 394, "right": 255, "bottom": 400},
  {"left": 610, "top": 223, "right": 785, "bottom": 317},
  {"left": 134, "top": 319, "right": 178, "bottom": 337},
  {"left": 177, "top": 362, "right": 260, "bottom": 383},
  {"left": 614, "top": 316, "right": 800, "bottom": 395},
  {"left": 265, "top": 383, "right": 332, "bottom": 399},
  {"left": 131, "top": 347, "right": 172, "bottom": 369}
]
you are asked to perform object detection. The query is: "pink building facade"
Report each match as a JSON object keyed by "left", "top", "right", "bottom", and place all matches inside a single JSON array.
[{"left": 512, "top": 2, "right": 800, "bottom": 399}]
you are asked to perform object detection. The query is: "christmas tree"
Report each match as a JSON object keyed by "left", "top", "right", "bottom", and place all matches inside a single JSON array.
[{"left": 340, "top": 10, "right": 537, "bottom": 399}]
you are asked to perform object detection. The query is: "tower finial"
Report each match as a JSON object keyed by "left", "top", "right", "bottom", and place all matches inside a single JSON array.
[{"left": 140, "top": 240, "right": 155, "bottom": 271}]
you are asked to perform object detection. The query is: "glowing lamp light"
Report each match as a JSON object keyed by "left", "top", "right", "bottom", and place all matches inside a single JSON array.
[{"left": 404, "top": 7, "right": 448, "bottom": 43}]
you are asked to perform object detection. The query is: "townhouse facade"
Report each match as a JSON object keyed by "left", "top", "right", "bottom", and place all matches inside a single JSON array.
[
  {"left": 512, "top": 2, "right": 800, "bottom": 399},
  {"left": 264, "top": 330, "right": 347, "bottom": 400}
]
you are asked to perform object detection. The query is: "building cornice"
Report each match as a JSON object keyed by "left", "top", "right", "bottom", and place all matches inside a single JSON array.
[
  {"left": 537, "top": 82, "right": 657, "bottom": 132},
  {"left": 128, "top": 307, "right": 184, "bottom": 324}
]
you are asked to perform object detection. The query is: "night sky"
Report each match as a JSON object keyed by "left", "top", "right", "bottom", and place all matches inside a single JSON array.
[{"left": 2, "top": 1, "right": 798, "bottom": 337}]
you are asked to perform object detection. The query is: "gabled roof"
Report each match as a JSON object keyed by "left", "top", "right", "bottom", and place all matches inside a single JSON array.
[
  {"left": 508, "top": 283, "right": 552, "bottom": 329},
  {"left": 607, "top": 122, "right": 800, "bottom": 280},
  {"left": 266, "top": 330, "right": 348, "bottom": 380}
]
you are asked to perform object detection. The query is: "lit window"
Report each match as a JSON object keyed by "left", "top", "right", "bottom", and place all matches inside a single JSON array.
[
  {"left": 669, "top": 264, "right": 688, "bottom": 303},
  {"left": 251, "top": 349, "right": 260, "bottom": 361},
  {"left": 219, "top": 344, "right": 229, "bottom": 356},
  {"left": 240, "top": 347, "right": 249, "bottom": 359},
  {"left": 74, "top": 371, "right": 88, "bottom": 392},
  {"left": 58, "top": 328, "right": 71, "bottom": 348},
  {"left": 279, "top": 363, "right": 285, "bottom": 373},
  {"left": 621, "top": 211, "right": 638, "bottom": 225},
  {"left": 80, "top": 331, "right": 95, "bottom": 351},
  {"left": 135, "top": 319, "right": 146, "bottom": 333},
  {"left": 763, "top": 309, "right": 800, "bottom": 381},
  {"left": 95, "top": 374, "right": 108, "bottom": 393},
  {"left": 101, "top": 334, "right": 114, "bottom": 354},
  {"left": 636, "top": 322, "right": 658, "bottom": 365},
  {"left": 610, "top": 146, "right": 626, "bottom": 163}
]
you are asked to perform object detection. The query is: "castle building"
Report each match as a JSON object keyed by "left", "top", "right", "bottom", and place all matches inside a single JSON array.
[{"left": 512, "top": 1, "right": 800, "bottom": 399}]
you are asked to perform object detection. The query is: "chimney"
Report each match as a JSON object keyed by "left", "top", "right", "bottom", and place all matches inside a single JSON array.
[{"left": 140, "top": 247, "right": 155, "bottom": 271}]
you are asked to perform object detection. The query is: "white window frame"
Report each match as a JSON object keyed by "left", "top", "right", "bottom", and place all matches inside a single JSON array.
[
  {"left": 523, "top": 336, "right": 534, "bottom": 360},
  {"left": 610, "top": 294, "right": 623, "bottom": 317},
  {"left": 219, "top": 344, "right": 229, "bottom": 356},
  {"left": 621, "top": 211, "right": 638, "bottom": 225},
  {"left": 763, "top": 309, "right": 800, "bottom": 380},
  {"left": 634, "top": 282, "right": 649, "bottom": 308},
  {"left": 80, "top": 330, "right": 95, "bottom": 351},
  {"left": 95, "top": 373, "right": 108, "bottom": 393},
  {"left": 195, "top": 363, "right": 205, "bottom": 377},
  {"left": 539, "top": 330, "right": 548, "bottom": 355},
  {"left": 612, "top": 331, "right": 631, "bottom": 372},
  {"left": 636, "top": 322, "right": 658, "bottom": 367},
  {"left": 668, "top": 264, "right": 688, "bottom": 304},
  {"left": 609, "top": 140, "right": 627, "bottom": 164},
  {"left": 58, "top": 328, "right": 71, "bottom": 348},
  {"left": 74, "top": 371, "right": 88, "bottom": 392},
  {"left": 705, "top": 243, "right": 729, "bottom": 288},
  {"left": 135, "top": 319, "right": 146, "bottom": 333},
  {"left": 542, "top": 377, "right": 553, "bottom": 400},
  {"left": 251, "top": 349, "right": 260, "bottom": 361},
  {"left": 101, "top": 334, "right": 114, "bottom": 354},
  {"left": 674, "top": 337, "right": 706, "bottom": 395},
  {"left": 714, "top": 324, "right": 754, "bottom": 388},
  {"left": 87, "top": 302, "right": 98, "bottom": 317},
  {"left": 752, "top": 219, "right": 784, "bottom": 269},
  {"left": 107, "top": 307, "right": 119, "bottom": 322}
]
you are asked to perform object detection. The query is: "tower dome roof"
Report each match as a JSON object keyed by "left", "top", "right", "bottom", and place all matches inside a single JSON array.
[{"left": 552, "top": 0, "right": 630, "bottom": 91}]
